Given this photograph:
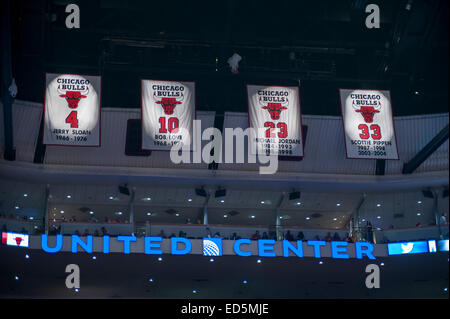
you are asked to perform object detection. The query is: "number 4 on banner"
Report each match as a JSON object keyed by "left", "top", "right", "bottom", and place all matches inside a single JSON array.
[{"left": 65, "top": 111, "right": 79, "bottom": 128}]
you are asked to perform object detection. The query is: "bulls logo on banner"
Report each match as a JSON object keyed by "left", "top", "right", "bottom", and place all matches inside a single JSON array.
[
  {"left": 247, "top": 85, "right": 304, "bottom": 157},
  {"left": 339, "top": 89, "right": 399, "bottom": 160},
  {"left": 141, "top": 79, "right": 195, "bottom": 151},
  {"left": 43, "top": 73, "right": 101, "bottom": 146}
]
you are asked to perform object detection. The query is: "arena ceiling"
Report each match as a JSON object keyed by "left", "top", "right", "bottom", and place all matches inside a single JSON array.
[{"left": 9, "top": 0, "right": 449, "bottom": 115}]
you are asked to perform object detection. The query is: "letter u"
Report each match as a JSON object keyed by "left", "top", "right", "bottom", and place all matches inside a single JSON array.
[{"left": 41, "top": 234, "right": 63, "bottom": 253}]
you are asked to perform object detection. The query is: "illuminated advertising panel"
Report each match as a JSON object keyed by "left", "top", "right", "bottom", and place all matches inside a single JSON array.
[
  {"left": 2, "top": 232, "right": 29, "bottom": 248},
  {"left": 387, "top": 241, "right": 428, "bottom": 255},
  {"left": 438, "top": 239, "right": 449, "bottom": 252}
]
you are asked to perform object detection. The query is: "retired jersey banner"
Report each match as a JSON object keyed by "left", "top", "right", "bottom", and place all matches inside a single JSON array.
[
  {"left": 43, "top": 73, "right": 101, "bottom": 146},
  {"left": 247, "top": 85, "right": 304, "bottom": 157},
  {"left": 141, "top": 79, "right": 195, "bottom": 151},
  {"left": 339, "top": 89, "right": 399, "bottom": 160}
]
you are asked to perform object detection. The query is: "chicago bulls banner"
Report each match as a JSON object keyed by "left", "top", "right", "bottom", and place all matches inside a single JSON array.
[
  {"left": 247, "top": 85, "right": 304, "bottom": 157},
  {"left": 43, "top": 73, "right": 101, "bottom": 146},
  {"left": 141, "top": 79, "right": 195, "bottom": 151},
  {"left": 339, "top": 89, "right": 399, "bottom": 160}
]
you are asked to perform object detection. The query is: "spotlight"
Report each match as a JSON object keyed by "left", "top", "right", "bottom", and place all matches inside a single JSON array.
[
  {"left": 422, "top": 189, "right": 434, "bottom": 199},
  {"left": 118, "top": 184, "right": 130, "bottom": 196},
  {"left": 288, "top": 191, "right": 301, "bottom": 201},
  {"left": 215, "top": 189, "right": 226, "bottom": 198},
  {"left": 195, "top": 187, "right": 207, "bottom": 197}
]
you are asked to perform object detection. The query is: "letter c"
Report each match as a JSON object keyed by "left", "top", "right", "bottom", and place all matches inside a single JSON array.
[{"left": 234, "top": 239, "right": 252, "bottom": 257}]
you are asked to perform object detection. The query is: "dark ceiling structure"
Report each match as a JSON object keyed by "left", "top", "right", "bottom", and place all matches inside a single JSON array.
[{"left": 8, "top": 0, "right": 450, "bottom": 115}]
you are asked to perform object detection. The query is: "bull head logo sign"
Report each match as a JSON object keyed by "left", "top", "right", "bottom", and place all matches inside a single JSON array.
[
  {"left": 58, "top": 85, "right": 89, "bottom": 109},
  {"left": 259, "top": 97, "right": 288, "bottom": 120},
  {"left": 153, "top": 92, "right": 184, "bottom": 115},
  {"left": 352, "top": 101, "right": 381, "bottom": 123}
]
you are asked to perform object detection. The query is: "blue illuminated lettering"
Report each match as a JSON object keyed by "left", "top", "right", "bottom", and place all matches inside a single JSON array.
[
  {"left": 41, "top": 234, "right": 63, "bottom": 253},
  {"left": 117, "top": 236, "right": 137, "bottom": 254},
  {"left": 234, "top": 239, "right": 252, "bottom": 257},
  {"left": 145, "top": 236, "right": 163, "bottom": 255},
  {"left": 171, "top": 237, "right": 192, "bottom": 255}
]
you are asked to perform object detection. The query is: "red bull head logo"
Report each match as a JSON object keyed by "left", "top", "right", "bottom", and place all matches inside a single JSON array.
[
  {"left": 153, "top": 92, "right": 184, "bottom": 115},
  {"left": 260, "top": 97, "right": 288, "bottom": 120},
  {"left": 353, "top": 101, "right": 381, "bottom": 123},
  {"left": 15, "top": 237, "right": 22, "bottom": 246},
  {"left": 58, "top": 85, "right": 89, "bottom": 109}
]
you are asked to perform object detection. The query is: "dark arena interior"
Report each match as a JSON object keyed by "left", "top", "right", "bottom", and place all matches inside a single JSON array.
[{"left": 0, "top": 0, "right": 448, "bottom": 305}]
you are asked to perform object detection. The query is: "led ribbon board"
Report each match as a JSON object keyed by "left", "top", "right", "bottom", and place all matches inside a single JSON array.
[
  {"left": 141, "top": 79, "right": 195, "bottom": 151},
  {"left": 339, "top": 89, "right": 399, "bottom": 160},
  {"left": 247, "top": 85, "right": 304, "bottom": 157},
  {"left": 43, "top": 73, "right": 101, "bottom": 146}
]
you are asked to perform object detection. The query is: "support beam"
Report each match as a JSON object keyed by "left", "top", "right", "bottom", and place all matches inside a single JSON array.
[
  {"left": 375, "top": 159, "right": 386, "bottom": 175},
  {"left": 203, "top": 191, "right": 211, "bottom": 225},
  {"left": 1, "top": 0, "right": 15, "bottom": 161},
  {"left": 274, "top": 193, "right": 285, "bottom": 240},
  {"left": 402, "top": 124, "right": 449, "bottom": 174},
  {"left": 43, "top": 184, "right": 50, "bottom": 235},
  {"left": 128, "top": 187, "right": 135, "bottom": 224}
]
